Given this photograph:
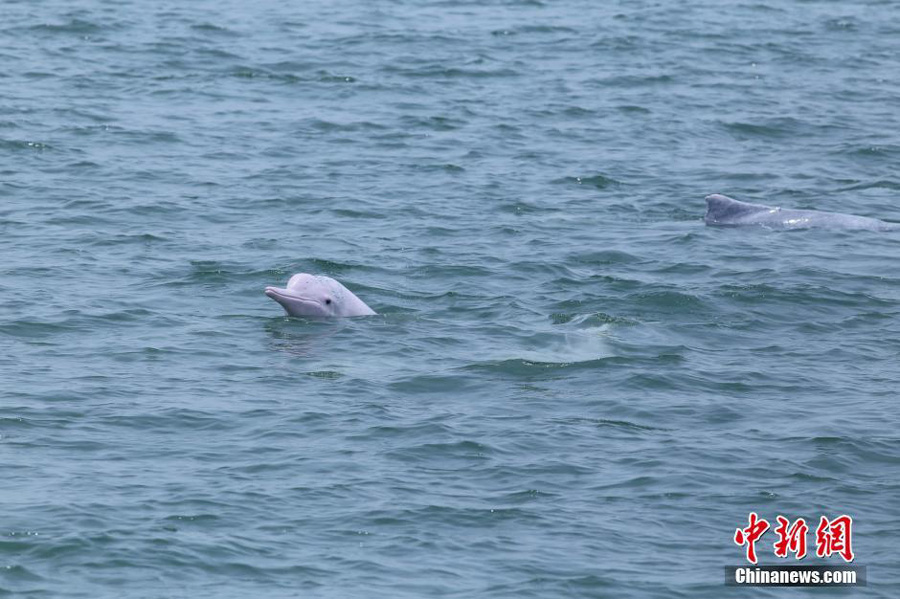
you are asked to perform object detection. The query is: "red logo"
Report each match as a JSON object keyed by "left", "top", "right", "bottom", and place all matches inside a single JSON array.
[
  {"left": 735, "top": 514, "right": 854, "bottom": 563},
  {"left": 815, "top": 515, "right": 854, "bottom": 562},
  {"left": 773, "top": 516, "right": 809, "bottom": 559},
  {"left": 734, "top": 512, "right": 769, "bottom": 564}
]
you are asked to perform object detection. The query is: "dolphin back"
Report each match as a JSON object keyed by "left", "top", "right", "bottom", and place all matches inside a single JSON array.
[
  {"left": 704, "top": 194, "right": 899, "bottom": 231},
  {"left": 704, "top": 194, "right": 769, "bottom": 226}
]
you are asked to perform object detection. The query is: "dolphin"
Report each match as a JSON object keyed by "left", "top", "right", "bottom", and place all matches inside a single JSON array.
[
  {"left": 265, "top": 273, "right": 376, "bottom": 317},
  {"left": 704, "top": 194, "right": 899, "bottom": 231}
]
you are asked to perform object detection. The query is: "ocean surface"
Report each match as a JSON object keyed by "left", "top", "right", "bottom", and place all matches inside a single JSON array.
[{"left": 2, "top": 0, "right": 899, "bottom": 597}]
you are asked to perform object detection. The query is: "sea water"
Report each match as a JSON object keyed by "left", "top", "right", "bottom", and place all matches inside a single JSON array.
[{"left": 2, "top": 1, "right": 899, "bottom": 597}]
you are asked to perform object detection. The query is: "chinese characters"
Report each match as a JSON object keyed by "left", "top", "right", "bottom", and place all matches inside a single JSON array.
[{"left": 734, "top": 514, "right": 853, "bottom": 564}]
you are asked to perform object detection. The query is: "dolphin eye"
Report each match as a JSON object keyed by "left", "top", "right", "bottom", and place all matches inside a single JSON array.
[{"left": 325, "top": 298, "right": 332, "bottom": 305}]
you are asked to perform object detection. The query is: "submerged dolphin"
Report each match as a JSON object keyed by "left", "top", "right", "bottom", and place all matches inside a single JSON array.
[
  {"left": 705, "top": 194, "right": 899, "bottom": 231},
  {"left": 265, "top": 273, "right": 376, "bottom": 317}
]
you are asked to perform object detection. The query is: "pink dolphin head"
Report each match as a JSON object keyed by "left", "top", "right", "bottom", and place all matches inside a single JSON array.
[{"left": 265, "top": 273, "right": 376, "bottom": 318}]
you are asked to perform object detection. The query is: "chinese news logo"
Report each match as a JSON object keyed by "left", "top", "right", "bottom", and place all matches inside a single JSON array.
[
  {"left": 734, "top": 513, "right": 854, "bottom": 564},
  {"left": 726, "top": 513, "right": 864, "bottom": 587}
]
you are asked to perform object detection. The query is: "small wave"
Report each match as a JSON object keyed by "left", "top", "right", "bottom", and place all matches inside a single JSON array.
[
  {"left": 0, "top": 320, "right": 80, "bottom": 339},
  {"left": 834, "top": 144, "right": 900, "bottom": 159},
  {"left": 30, "top": 19, "right": 105, "bottom": 35},
  {"left": 625, "top": 290, "right": 706, "bottom": 313},
  {"left": 0, "top": 139, "right": 51, "bottom": 152},
  {"left": 567, "top": 249, "right": 641, "bottom": 266},
  {"left": 552, "top": 174, "right": 622, "bottom": 189},
  {"left": 616, "top": 104, "right": 651, "bottom": 114},
  {"left": 491, "top": 24, "right": 576, "bottom": 36},
  {"left": 305, "top": 370, "right": 343, "bottom": 379},
  {"left": 89, "top": 233, "right": 168, "bottom": 247},
  {"left": 823, "top": 17, "right": 860, "bottom": 32},
  {"left": 464, "top": 356, "right": 628, "bottom": 377},
  {"left": 190, "top": 23, "right": 239, "bottom": 36},
  {"left": 385, "top": 440, "right": 494, "bottom": 465},
  {"left": 588, "top": 73, "right": 673, "bottom": 87},
  {"left": 382, "top": 65, "right": 521, "bottom": 79},
  {"left": 719, "top": 118, "right": 804, "bottom": 139},
  {"left": 838, "top": 179, "right": 900, "bottom": 191}
]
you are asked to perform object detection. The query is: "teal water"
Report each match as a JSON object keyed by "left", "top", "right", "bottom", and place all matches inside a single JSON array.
[{"left": 2, "top": 0, "right": 899, "bottom": 597}]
